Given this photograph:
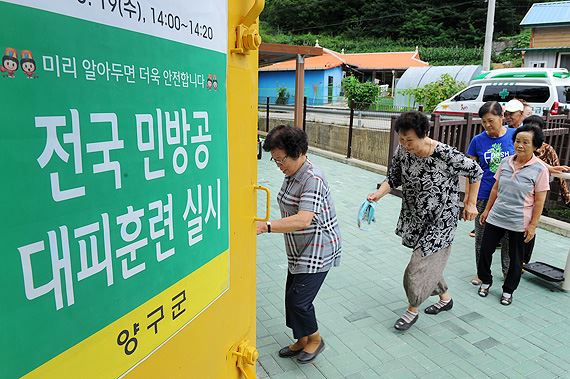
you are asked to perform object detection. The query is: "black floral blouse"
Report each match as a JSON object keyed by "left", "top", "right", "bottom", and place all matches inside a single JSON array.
[{"left": 385, "top": 143, "right": 483, "bottom": 256}]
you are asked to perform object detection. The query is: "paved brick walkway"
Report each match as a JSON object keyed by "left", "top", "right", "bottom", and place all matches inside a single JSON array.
[{"left": 255, "top": 153, "right": 570, "bottom": 379}]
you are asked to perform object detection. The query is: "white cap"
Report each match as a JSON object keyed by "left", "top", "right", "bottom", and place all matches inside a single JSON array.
[{"left": 504, "top": 99, "right": 524, "bottom": 112}]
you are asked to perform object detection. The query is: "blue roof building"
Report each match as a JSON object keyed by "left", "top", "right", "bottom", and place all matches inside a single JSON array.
[{"left": 519, "top": 1, "right": 570, "bottom": 69}]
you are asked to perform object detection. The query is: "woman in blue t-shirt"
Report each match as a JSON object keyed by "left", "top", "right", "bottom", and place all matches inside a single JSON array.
[{"left": 466, "top": 101, "right": 515, "bottom": 285}]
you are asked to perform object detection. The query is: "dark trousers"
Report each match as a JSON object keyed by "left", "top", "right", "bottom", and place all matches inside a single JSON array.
[
  {"left": 475, "top": 199, "right": 510, "bottom": 275},
  {"left": 477, "top": 223, "right": 535, "bottom": 294},
  {"left": 285, "top": 271, "right": 327, "bottom": 339},
  {"left": 523, "top": 235, "right": 535, "bottom": 264}
]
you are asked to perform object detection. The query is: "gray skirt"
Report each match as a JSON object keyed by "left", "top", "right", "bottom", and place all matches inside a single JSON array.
[{"left": 403, "top": 245, "right": 452, "bottom": 307}]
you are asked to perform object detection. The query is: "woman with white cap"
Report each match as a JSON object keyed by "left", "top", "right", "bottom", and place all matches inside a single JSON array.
[{"left": 504, "top": 99, "right": 525, "bottom": 128}]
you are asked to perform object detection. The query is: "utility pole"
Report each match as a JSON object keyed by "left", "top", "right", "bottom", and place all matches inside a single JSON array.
[{"left": 482, "top": 0, "right": 496, "bottom": 71}]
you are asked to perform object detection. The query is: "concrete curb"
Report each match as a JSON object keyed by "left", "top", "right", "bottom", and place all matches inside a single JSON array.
[{"left": 538, "top": 215, "right": 570, "bottom": 238}]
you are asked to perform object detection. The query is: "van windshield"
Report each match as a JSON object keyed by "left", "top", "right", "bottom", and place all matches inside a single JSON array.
[{"left": 557, "top": 86, "right": 570, "bottom": 103}]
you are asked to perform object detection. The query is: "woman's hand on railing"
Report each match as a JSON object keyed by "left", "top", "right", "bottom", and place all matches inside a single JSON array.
[{"left": 548, "top": 165, "right": 570, "bottom": 174}]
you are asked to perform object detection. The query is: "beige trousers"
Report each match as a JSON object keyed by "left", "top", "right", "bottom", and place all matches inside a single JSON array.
[{"left": 403, "top": 245, "right": 452, "bottom": 307}]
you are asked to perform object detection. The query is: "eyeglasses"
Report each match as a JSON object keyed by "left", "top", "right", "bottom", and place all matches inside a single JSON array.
[
  {"left": 270, "top": 156, "right": 289, "bottom": 165},
  {"left": 504, "top": 111, "right": 521, "bottom": 117}
]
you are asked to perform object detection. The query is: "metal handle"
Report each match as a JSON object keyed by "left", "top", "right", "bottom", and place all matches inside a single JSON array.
[{"left": 254, "top": 185, "right": 270, "bottom": 221}]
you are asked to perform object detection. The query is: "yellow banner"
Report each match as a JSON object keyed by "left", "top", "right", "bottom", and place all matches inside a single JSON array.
[{"left": 24, "top": 251, "right": 230, "bottom": 379}]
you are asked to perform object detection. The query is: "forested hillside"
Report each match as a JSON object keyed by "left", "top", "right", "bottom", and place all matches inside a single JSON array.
[{"left": 260, "top": 0, "right": 554, "bottom": 65}]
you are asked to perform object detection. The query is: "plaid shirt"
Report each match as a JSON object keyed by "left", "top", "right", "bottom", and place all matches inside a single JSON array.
[{"left": 277, "top": 159, "right": 342, "bottom": 274}]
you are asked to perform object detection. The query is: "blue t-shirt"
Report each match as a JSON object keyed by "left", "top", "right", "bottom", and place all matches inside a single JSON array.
[{"left": 467, "top": 127, "right": 515, "bottom": 200}]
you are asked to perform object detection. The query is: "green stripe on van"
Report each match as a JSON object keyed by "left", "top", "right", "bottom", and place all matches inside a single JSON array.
[
  {"left": 473, "top": 72, "right": 490, "bottom": 80},
  {"left": 491, "top": 72, "right": 548, "bottom": 79}
]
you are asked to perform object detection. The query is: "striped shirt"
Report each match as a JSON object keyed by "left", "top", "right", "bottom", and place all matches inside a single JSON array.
[
  {"left": 277, "top": 159, "right": 342, "bottom": 274},
  {"left": 487, "top": 155, "right": 550, "bottom": 232}
]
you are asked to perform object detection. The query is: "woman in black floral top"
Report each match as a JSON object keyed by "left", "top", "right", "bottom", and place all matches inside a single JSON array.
[{"left": 368, "top": 111, "right": 482, "bottom": 331}]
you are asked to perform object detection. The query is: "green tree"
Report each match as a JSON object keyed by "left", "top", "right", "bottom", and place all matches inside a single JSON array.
[
  {"left": 342, "top": 76, "right": 379, "bottom": 110},
  {"left": 261, "top": 0, "right": 552, "bottom": 47},
  {"left": 401, "top": 74, "right": 466, "bottom": 112},
  {"left": 495, "top": 29, "right": 532, "bottom": 66},
  {"left": 275, "top": 87, "right": 290, "bottom": 105}
]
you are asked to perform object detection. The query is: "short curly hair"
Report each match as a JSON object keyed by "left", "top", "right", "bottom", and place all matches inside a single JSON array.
[
  {"left": 262, "top": 125, "right": 308, "bottom": 158},
  {"left": 522, "top": 115, "right": 545, "bottom": 130},
  {"left": 394, "top": 111, "right": 430, "bottom": 138},
  {"left": 513, "top": 123, "right": 544, "bottom": 149}
]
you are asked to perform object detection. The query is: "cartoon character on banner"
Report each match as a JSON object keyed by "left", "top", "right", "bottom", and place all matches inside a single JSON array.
[
  {"left": 20, "top": 50, "right": 37, "bottom": 79},
  {"left": 207, "top": 73, "right": 213, "bottom": 90},
  {"left": 1, "top": 47, "right": 18, "bottom": 78}
]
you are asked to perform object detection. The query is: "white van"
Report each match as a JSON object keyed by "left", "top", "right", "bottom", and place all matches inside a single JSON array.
[{"left": 434, "top": 68, "right": 570, "bottom": 116}]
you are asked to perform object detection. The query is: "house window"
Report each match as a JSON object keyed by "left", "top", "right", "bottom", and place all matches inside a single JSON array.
[
  {"left": 529, "top": 61, "right": 546, "bottom": 68},
  {"left": 558, "top": 53, "right": 570, "bottom": 70}
]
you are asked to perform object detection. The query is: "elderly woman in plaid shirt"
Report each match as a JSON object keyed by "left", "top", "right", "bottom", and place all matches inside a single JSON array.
[{"left": 257, "top": 125, "right": 341, "bottom": 364}]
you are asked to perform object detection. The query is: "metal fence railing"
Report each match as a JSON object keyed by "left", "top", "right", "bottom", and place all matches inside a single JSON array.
[{"left": 258, "top": 86, "right": 411, "bottom": 112}]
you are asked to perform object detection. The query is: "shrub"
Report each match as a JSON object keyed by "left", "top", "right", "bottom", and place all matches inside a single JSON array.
[
  {"left": 275, "top": 87, "right": 290, "bottom": 105},
  {"left": 342, "top": 76, "right": 379, "bottom": 110},
  {"left": 494, "top": 29, "right": 531, "bottom": 67},
  {"left": 401, "top": 74, "right": 466, "bottom": 112},
  {"left": 419, "top": 47, "right": 483, "bottom": 66}
]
